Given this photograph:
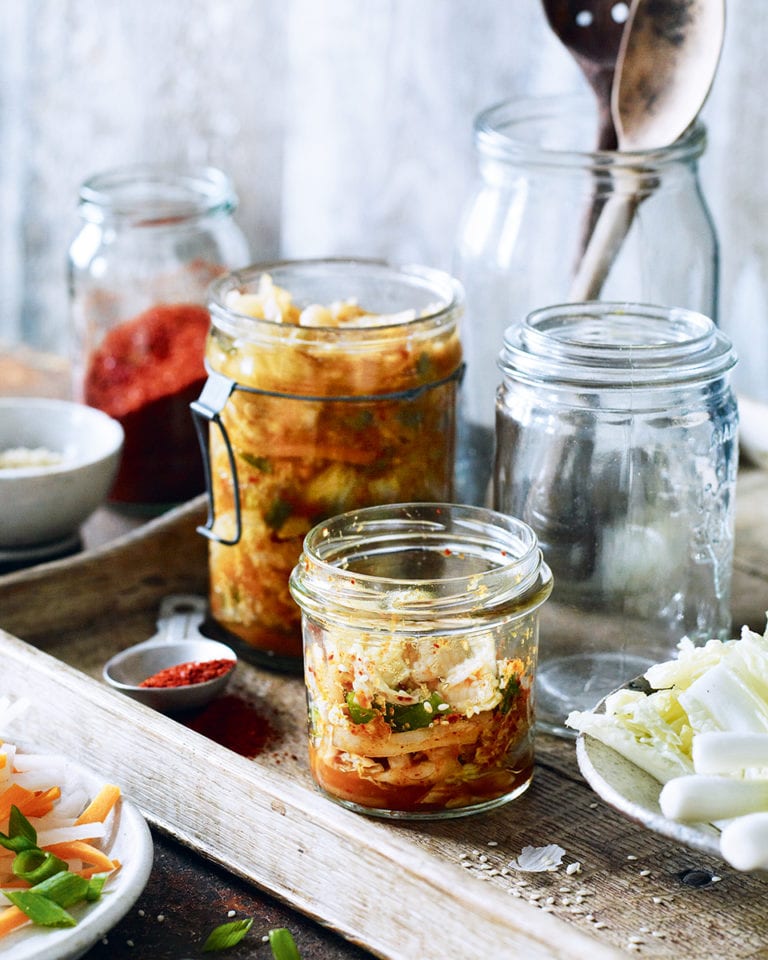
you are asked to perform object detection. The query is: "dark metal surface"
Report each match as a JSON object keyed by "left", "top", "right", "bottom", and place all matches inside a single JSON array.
[{"left": 81, "top": 828, "right": 378, "bottom": 960}]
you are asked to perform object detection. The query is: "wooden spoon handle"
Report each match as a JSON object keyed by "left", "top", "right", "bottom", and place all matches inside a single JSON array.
[{"left": 568, "top": 187, "right": 640, "bottom": 301}]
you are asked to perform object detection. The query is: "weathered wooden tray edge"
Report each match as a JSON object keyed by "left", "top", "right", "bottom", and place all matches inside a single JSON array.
[{"left": 0, "top": 500, "right": 622, "bottom": 960}]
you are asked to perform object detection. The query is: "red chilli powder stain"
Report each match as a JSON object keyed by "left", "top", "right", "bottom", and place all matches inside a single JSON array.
[{"left": 183, "top": 694, "right": 276, "bottom": 759}]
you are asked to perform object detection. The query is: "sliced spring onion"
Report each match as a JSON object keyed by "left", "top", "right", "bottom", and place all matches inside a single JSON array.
[
  {"left": 0, "top": 805, "right": 37, "bottom": 852},
  {"left": 3, "top": 890, "right": 77, "bottom": 928},
  {"left": 268, "top": 927, "right": 302, "bottom": 960},
  {"left": 202, "top": 917, "right": 254, "bottom": 952},
  {"left": 29, "top": 871, "right": 90, "bottom": 908},
  {"left": 12, "top": 849, "right": 68, "bottom": 885}
]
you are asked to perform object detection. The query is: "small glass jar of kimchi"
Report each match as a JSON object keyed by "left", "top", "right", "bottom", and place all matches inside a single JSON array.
[
  {"left": 289, "top": 502, "right": 552, "bottom": 819},
  {"left": 193, "top": 259, "right": 465, "bottom": 670}
]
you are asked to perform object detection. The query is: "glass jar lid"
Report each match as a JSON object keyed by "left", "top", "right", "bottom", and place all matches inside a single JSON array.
[{"left": 499, "top": 302, "right": 737, "bottom": 389}]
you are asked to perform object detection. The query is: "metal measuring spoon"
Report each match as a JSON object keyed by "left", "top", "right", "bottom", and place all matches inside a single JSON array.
[{"left": 103, "top": 594, "right": 237, "bottom": 713}]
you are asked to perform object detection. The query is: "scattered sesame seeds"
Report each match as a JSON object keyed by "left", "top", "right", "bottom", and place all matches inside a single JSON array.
[
  {"left": 487, "top": 840, "right": 499, "bottom": 847},
  {"left": 156, "top": 914, "right": 165, "bottom": 923},
  {"left": 227, "top": 909, "right": 236, "bottom": 917},
  {"left": 626, "top": 855, "right": 638, "bottom": 861},
  {"left": 138, "top": 909, "right": 145, "bottom": 917},
  {"left": 639, "top": 869, "right": 651, "bottom": 877}
]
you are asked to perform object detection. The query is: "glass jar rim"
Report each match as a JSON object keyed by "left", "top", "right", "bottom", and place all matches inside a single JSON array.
[
  {"left": 499, "top": 302, "right": 737, "bottom": 388},
  {"left": 474, "top": 93, "right": 707, "bottom": 168},
  {"left": 78, "top": 164, "right": 238, "bottom": 224},
  {"left": 208, "top": 258, "right": 465, "bottom": 341},
  {"left": 289, "top": 502, "right": 552, "bottom": 624}
]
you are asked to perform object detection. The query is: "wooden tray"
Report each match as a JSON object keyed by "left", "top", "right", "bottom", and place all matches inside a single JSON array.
[{"left": 2, "top": 478, "right": 768, "bottom": 960}]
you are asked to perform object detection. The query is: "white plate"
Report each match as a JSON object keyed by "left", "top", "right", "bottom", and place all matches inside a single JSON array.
[
  {"left": 1, "top": 754, "right": 154, "bottom": 960},
  {"left": 574, "top": 681, "right": 722, "bottom": 860}
]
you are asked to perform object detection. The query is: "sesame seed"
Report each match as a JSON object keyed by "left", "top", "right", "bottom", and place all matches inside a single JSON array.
[
  {"left": 566, "top": 861, "right": 581, "bottom": 875},
  {"left": 639, "top": 869, "right": 651, "bottom": 876},
  {"left": 651, "top": 897, "right": 662, "bottom": 904},
  {"left": 594, "top": 921, "right": 608, "bottom": 929},
  {"left": 651, "top": 931, "right": 666, "bottom": 939},
  {"left": 156, "top": 915, "right": 165, "bottom": 923},
  {"left": 126, "top": 940, "right": 135, "bottom": 948},
  {"left": 589, "top": 802, "right": 598, "bottom": 809},
  {"left": 629, "top": 935, "right": 644, "bottom": 944},
  {"left": 487, "top": 840, "right": 499, "bottom": 847},
  {"left": 227, "top": 909, "right": 236, "bottom": 917},
  {"left": 627, "top": 855, "right": 638, "bottom": 861},
  {"left": 138, "top": 909, "right": 145, "bottom": 917}
]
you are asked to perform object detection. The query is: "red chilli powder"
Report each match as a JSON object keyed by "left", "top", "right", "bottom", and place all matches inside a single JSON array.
[
  {"left": 139, "top": 658, "right": 236, "bottom": 689},
  {"left": 183, "top": 694, "right": 276, "bottom": 759}
]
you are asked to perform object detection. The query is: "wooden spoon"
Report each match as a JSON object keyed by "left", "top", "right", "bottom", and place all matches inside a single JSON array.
[
  {"left": 569, "top": 0, "right": 726, "bottom": 300},
  {"left": 540, "top": 0, "right": 629, "bottom": 151}
]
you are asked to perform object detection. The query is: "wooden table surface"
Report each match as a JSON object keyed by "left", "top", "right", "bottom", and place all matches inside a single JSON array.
[
  {"left": 1, "top": 348, "right": 378, "bottom": 960},
  {"left": 4, "top": 347, "right": 768, "bottom": 959}
]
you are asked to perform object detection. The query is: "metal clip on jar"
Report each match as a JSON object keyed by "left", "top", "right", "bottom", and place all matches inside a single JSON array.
[
  {"left": 494, "top": 303, "right": 738, "bottom": 736},
  {"left": 68, "top": 164, "right": 250, "bottom": 514},
  {"left": 288, "top": 502, "right": 553, "bottom": 819},
  {"left": 191, "top": 259, "right": 464, "bottom": 670}
]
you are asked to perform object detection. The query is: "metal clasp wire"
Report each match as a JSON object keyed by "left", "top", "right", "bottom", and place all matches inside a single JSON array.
[{"left": 190, "top": 371, "right": 242, "bottom": 546}]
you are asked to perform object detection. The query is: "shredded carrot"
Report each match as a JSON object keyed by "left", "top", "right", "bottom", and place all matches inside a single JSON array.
[
  {"left": 0, "top": 783, "right": 36, "bottom": 821},
  {"left": 74, "top": 784, "right": 121, "bottom": 826},
  {"left": 44, "top": 840, "right": 117, "bottom": 874},
  {"left": 20, "top": 786, "right": 61, "bottom": 820},
  {"left": 0, "top": 905, "right": 29, "bottom": 937}
]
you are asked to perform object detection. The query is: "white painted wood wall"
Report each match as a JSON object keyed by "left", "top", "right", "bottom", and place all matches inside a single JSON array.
[{"left": 1, "top": 0, "right": 766, "bottom": 401}]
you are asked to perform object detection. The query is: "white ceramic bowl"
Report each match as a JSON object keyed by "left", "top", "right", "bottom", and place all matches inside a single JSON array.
[{"left": 0, "top": 397, "right": 124, "bottom": 548}]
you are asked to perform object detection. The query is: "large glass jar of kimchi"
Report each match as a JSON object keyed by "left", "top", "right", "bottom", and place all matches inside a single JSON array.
[
  {"left": 68, "top": 164, "right": 250, "bottom": 514},
  {"left": 289, "top": 502, "right": 553, "bottom": 818},
  {"left": 193, "top": 259, "right": 465, "bottom": 671}
]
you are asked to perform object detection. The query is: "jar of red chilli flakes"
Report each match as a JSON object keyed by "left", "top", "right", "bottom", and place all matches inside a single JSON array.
[
  {"left": 289, "top": 502, "right": 553, "bottom": 819},
  {"left": 68, "top": 164, "right": 250, "bottom": 514},
  {"left": 191, "top": 259, "right": 464, "bottom": 671}
]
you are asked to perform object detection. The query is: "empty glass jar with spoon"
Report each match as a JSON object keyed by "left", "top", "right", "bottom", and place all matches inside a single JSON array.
[{"left": 453, "top": 95, "right": 719, "bottom": 506}]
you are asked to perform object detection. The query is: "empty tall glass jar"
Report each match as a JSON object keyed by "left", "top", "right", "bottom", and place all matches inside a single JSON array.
[
  {"left": 494, "top": 303, "right": 738, "bottom": 736},
  {"left": 454, "top": 95, "right": 718, "bottom": 505}
]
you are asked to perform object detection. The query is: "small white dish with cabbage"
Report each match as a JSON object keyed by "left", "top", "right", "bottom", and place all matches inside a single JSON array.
[{"left": 568, "top": 621, "right": 768, "bottom": 871}]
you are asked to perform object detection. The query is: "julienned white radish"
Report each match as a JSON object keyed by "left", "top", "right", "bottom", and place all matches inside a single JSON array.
[
  {"left": 720, "top": 813, "right": 768, "bottom": 871},
  {"left": 692, "top": 732, "right": 768, "bottom": 774},
  {"left": 659, "top": 775, "right": 768, "bottom": 822}
]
